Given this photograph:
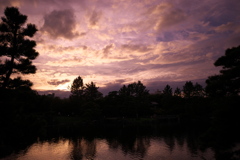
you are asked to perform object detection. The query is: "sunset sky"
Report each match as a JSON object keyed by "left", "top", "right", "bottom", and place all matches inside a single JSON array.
[{"left": 1, "top": 0, "right": 240, "bottom": 97}]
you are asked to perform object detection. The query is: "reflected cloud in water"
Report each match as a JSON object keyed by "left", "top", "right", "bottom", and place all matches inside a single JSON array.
[{"left": 2, "top": 135, "right": 214, "bottom": 160}]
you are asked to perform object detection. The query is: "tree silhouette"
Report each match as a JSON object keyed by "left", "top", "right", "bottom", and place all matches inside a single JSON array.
[
  {"left": 118, "top": 81, "right": 149, "bottom": 99},
  {"left": 174, "top": 87, "right": 181, "bottom": 96},
  {"left": 0, "top": 7, "right": 38, "bottom": 89},
  {"left": 84, "top": 81, "right": 103, "bottom": 101},
  {"left": 162, "top": 84, "right": 172, "bottom": 96},
  {"left": 127, "top": 81, "right": 149, "bottom": 98},
  {"left": 107, "top": 91, "right": 118, "bottom": 99},
  {"left": 183, "top": 81, "right": 204, "bottom": 98},
  {"left": 119, "top": 85, "right": 129, "bottom": 97},
  {"left": 117, "top": 81, "right": 150, "bottom": 117},
  {"left": 7, "top": 76, "right": 32, "bottom": 90},
  {"left": 183, "top": 81, "right": 195, "bottom": 98},
  {"left": 194, "top": 82, "right": 204, "bottom": 97},
  {"left": 205, "top": 75, "right": 226, "bottom": 97},
  {"left": 206, "top": 45, "right": 240, "bottom": 97},
  {"left": 70, "top": 76, "right": 85, "bottom": 98}
]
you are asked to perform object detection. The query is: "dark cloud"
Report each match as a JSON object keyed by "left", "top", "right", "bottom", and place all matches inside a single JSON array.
[
  {"left": 89, "top": 10, "right": 102, "bottom": 27},
  {"left": 42, "top": 9, "right": 78, "bottom": 39},
  {"left": 115, "top": 79, "right": 126, "bottom": 83},
  {"left": 79, "top": 32, "right": 87, "bottom": 36},
  {"left": 158, "top": 8, "right": 187, "bottom": 30},
  {"left": 0, "top": 0, "right": 89, "bottom": 18},
  {"left": 121, "top": 44, "right": 151, "bottom": 53},
  {"left": 203, "top": 0, "right": 240, "bottom": 27},
  {"left": 102, "top": 44, "right": 114, "bottom": 57},
  {"left": 156, "top": 30, "right": 189, "bottom": 42},
  {"left": 82, "top": 45, "right": 88, "bottom": 50},
  {"left": 47, "top": 79, "right": 70, "bottom": 86},
  {"left": 61, "top": 56, "right": 82, "bottom": 63},
  {"left": 145, "top": 2, "right": 187, "bottom": 32}
]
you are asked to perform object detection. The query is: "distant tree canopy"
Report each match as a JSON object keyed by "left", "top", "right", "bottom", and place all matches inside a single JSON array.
[
  {"left": 162, "top": 84, "right": 172, "bottom": 96},
  {"left": 206, "top": 46, "right": 240, "bottom": 97},
  {"left": 118, "top": 81, "right": 149, "bottom": 98},
  {"left": 183, "top": 81, "right": 204, "bottom": 98},
  {"left": 0, "top": 7, "right": 38, "bottom": 89},
  {"left": 69, "top": 76, "right": 102, "bottom": 100},
  {"left": 174, "top": 87, "right": 181, "bottom": 96},
  {"left": 85, "top": 82, "right": 103, "bottom": 101}
]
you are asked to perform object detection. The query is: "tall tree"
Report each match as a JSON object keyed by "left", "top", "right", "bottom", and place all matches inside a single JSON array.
[
  {"left": 118, "top": 85, "right": 129, "bottom": 97},
  {"left": 205, "top": 75, "right": 226, "bottom": 97},
  {"left": 174, "top": 87, "right": 181, "bottom": 96},
  {"left": 0, "top": 7, "right": 38, "bottom": 89},
  {"left": 162, "top": 84, "right": 172, "bottom": 96},
  {"left": 194, "top": 82, "right": 204, "bottom": 97},
  {"left": 206, "top": 46, "right": 240, "bottom": 97},
  {"left": 69, "top": 76, "right": 85, "bottom": 98},
  {"left": 8, "top": 76, "right": 32, "bottom": 90},
  {"left": 84, "top": 81, "right": 103, "bottom": 101},
  {"left": 126, "top": 81, "right": 149, "bottom": 98},
  {"left": 183, "top": 81, "right": 195, "bottom": 98},
  {"left": 183, "top": 81, "right": 204, "bottom": 98},
  {"left": 107, "top": 91, "right": 118, "bottom": 99}
]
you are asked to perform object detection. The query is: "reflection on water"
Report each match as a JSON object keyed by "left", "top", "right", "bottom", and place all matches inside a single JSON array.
[
  {"left": 2, "top": 138, "right": 214, "bottom": 160},
  {"left": 1, "top": 125, "right": 217, "bottom": 160}
]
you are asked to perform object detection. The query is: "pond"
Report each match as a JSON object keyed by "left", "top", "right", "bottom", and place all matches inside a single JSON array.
[{"left": 1, "top": 124, "right": 239, "bottom": 160}]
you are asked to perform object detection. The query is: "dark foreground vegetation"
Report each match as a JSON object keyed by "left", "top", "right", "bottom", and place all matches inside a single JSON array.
[
  {"left": 1, "top": 80, "right": 240, "bottom": 159},
  {"left": 1, "top": 6, "right": 240, "bottom": 160}
]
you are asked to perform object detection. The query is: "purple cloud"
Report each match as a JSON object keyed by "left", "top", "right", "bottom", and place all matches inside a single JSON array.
[
  {"left": 47, "top": 79, "right": 70, "bottom": 86},
  {"left": 42, "top": 9, "right": 78, "bottom": 39},
  {"left": 89, "top": 10, "right": 102, "bottom": 27}
]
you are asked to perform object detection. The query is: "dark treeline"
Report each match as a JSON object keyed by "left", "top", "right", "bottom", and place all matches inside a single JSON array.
[
  {"left": 1, "top": 6, "right": 240, "bottom": 159},
  {"left": 1, "top": 76, "right": 239, "bottom": 124},
  {"left": 1, "top": 82, "right": 240, "bottom": 159}
]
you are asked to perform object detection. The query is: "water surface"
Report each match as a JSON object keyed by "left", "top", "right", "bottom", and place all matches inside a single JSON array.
[
  {"left": 2, "top": 137, "right": 215, "bottom": 160},
  {"left": 1, "top": 125, "right": 239, "bottom": 160}
]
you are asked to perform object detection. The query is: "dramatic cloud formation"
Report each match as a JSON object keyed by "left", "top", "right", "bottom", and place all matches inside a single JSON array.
[
  {"left": 88, "top": 10, "right": 102, "bottom": 29},
  {"left": 42, "top": 9, "right": 78, "bottom": 39},
  {"left": 147, "top": 3, "right": 187, "bottom": 32},
  {"left": 47, "top": 79, "right": 70, "bottom": 86},
  {"left": 1, "top": 0, "right": 240, "bottom": 97}
]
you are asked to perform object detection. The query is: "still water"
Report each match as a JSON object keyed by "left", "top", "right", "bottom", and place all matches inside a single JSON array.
[
  {"left": 1, "top": 125, "right": 239, "bottom": 160},
  {"left": 3, "top": 137, "right": 213, "bottom": 160}
]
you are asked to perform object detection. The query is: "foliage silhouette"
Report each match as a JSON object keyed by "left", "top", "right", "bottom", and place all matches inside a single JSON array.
[
  {"left": 162, "top": 84, "right": 173, "bottom": 96},
  {"left": 69, "top": 76, "right": 85, "bottom": 99},
  {"left": 174, "top": 87, "right": 181, "bottom": 96},
  {"left": 206, "top": 45, "right": 240, "bottom": 97},
  {"left": 183, "top": 81, "right": 195, "bottom": 98},
  {"left": 183, "top": 81, "right": 204, "bottom": 98},
  {"left": 84, "top": 81, "right": 103, "bottom": 101},
  {"left": 0, "top": 7, "right": 38, "bottom": 89},
  {"left": 69, "top": 76, "right": 103, "bottom": 102}
]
